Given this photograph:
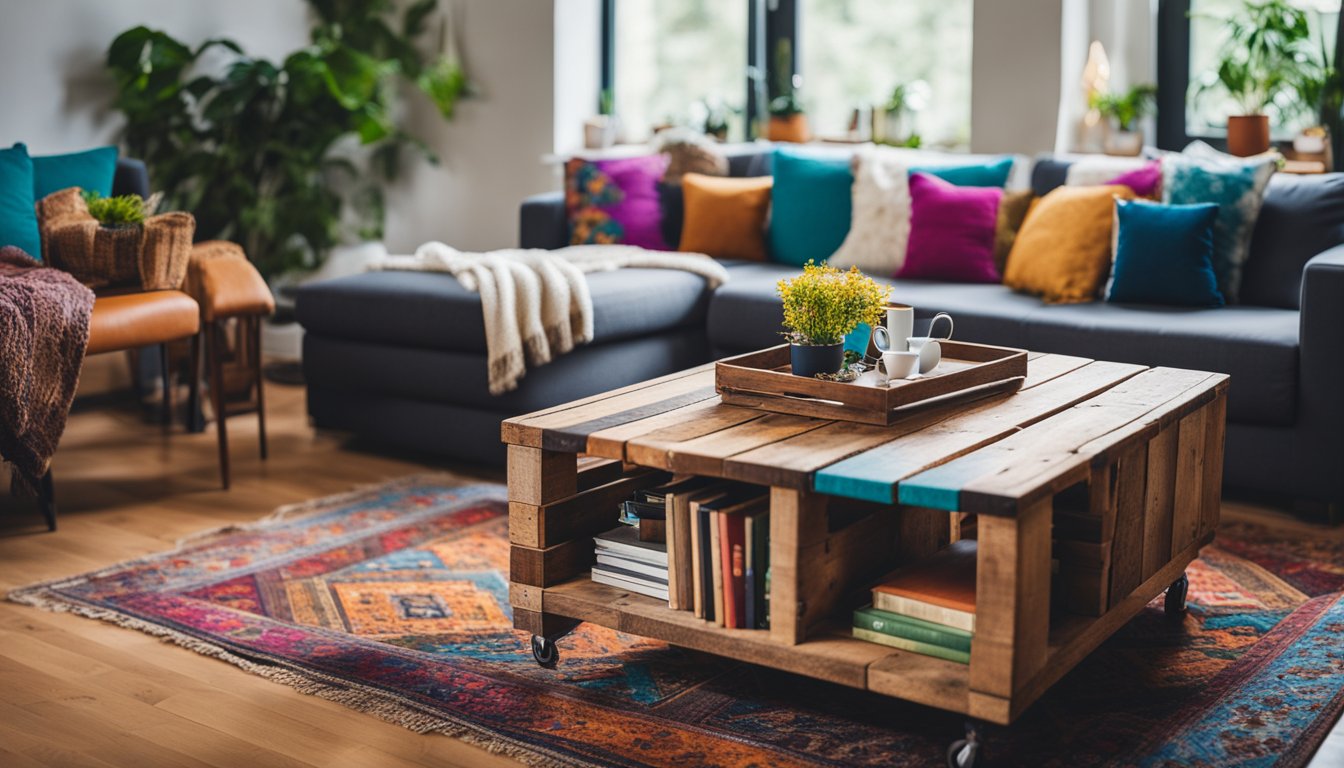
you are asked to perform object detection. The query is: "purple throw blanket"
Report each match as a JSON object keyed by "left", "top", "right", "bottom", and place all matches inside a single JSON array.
[{"left": 0, "top": 247, "right": 94, "bottom": 486}]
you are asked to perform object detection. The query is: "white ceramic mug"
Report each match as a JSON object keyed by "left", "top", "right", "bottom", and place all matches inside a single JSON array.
[
  {"left": 871, "top": 304, "right": 915, "bottom": 353},
  {"left": 877, "top": 350, "right": 919, "bottom": 382},
  {"left": 905, "top": 313, "right": 955, "bottom": 374}
]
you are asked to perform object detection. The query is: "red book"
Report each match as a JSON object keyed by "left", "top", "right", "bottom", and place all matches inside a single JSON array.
[{"left": 718, "top": 508, "right": 748, "bottom": 629}]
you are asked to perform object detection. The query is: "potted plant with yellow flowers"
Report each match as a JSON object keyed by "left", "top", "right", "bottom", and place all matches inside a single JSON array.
[{"left": 777, "top": 262, "right": 889, "bottom": 378}]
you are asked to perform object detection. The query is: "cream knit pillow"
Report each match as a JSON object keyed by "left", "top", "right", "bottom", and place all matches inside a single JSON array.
[{"left": 829, "top": 148, "right": 912, "bottom": 275}]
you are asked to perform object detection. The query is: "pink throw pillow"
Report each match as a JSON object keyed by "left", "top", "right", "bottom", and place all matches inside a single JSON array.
[
  {"left": 898, "top": 172, "right": 1003, "bottom": 283},
  {"left": 1107, "top": 160, "right": 1162, "bottom": 198}
]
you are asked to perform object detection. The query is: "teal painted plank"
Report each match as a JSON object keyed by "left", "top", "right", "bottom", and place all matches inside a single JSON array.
[
  {"left": 899, "top": 450, "right": 1017, "bottom": 511},
  {"left": 812, "top": 465, "right": 896, "bottom": 504},
  {"left": 896, "top": 482, "right": 960, "bottom": 511}
]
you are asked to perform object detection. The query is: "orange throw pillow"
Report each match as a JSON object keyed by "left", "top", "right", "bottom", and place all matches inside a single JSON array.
[
  {"left": 679, "top": 173, "right": 773, "bottom": 261},
  {"left": 1003, "top": 184, "right": 1135, "bottom": 303}
]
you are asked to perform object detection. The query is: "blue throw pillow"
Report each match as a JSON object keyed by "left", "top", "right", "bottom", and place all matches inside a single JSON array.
[
  {"left": 0, "top": 143, "right": 42, "bottom": 260},
  {"left": 32, "top": 145, "right": 119, "bottom": 199},
  {"left": 768, "top": 147, "right": 853, "bottom": 266},
  {"left": 1162, "top": 156, "right": 1274, "bottom": 303},
  {"left": 911, "top": 156, "right": 1015, "bottom": 188},
  {"left": 1107, "top": 199, "right": 1223, "bottom": 307}
]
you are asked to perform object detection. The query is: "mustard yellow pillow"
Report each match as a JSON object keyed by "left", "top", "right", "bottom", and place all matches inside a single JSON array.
[
  {"left": 679, "top": 173, "right": 773, "bottom": 261},
  {"left": 993, "top": 190, "right": 1035, "bottom": 275},
  {"left": 1003, "top": 184, "right": 1135, "bottom": 303}
]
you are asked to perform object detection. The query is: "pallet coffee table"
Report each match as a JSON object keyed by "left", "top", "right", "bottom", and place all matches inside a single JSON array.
[{"left": 503, "top": 351, "right": 1227, "bottom": 759}]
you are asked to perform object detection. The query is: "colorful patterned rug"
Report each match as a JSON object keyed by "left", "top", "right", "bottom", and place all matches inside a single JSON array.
[{"left": 10, "top": 478, "right": 1343, "bottom": 768}]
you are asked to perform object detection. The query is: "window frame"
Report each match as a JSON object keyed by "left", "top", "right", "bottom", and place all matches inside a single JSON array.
[{"left": 1156, "top": 0, "right": 1344, "bottom": 153}]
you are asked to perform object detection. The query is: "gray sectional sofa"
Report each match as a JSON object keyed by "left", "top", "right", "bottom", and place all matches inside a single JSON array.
[{"left": 296, "top": 147, "right": 1344, "bottom": 509}]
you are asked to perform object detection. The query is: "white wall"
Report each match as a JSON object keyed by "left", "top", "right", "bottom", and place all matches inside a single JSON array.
[
  {"left": 970, "top": 0, "right": 1066, "bottom": 155},
  {"left": 0, "top": 0, "right": 572, "bottom": 254}
]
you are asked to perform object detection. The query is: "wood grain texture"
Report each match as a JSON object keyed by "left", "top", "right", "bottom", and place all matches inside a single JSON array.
[
  {"left": 1142, "top": 426, "right": 1178, "bottom": 580},
  {"left": 506, "top": 445, "right": 576, "bottom": 506},
  {"left": 1108, "top": 446, "right": 1149, "bottom": 607},
  {"left": 0, "top": 383, "right": 520, "bottom": 768},
  {"left": 507, "top": 469, "right": 665, "bottom": 548}
]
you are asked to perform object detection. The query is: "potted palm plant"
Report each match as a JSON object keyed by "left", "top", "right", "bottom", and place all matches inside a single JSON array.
[
  {"left": 777, "top": 263, "right": 888, "bottom": 378},
  {"left": 1090, "top": 84, "right": 1157, "bottom": 156},
  {"left": 1198, "top": 0, "right": 1312, "bottom": 156},
  {"left": 767, "top": 40, "right": 809, "bottom": 143}
]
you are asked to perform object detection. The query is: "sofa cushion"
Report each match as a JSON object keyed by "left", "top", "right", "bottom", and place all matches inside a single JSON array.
[
  {"left": 296, "top": 267, "right": 716, "bottom": 354},
  {"left": 32, "top": 145, "right": 118, "bottom": 199},
  {"left": 769, "top": 146, "right": 854, "bottom": 266},
  {"left": 1020, "top": 302, "right": 1297, "bottom": 427},
  {"left": 1241, "top": 173, "right": 1344, "bottom": 309},
  {"left": 1004, "top": 184, "right": 1135, "bottom": 303},
  {"left": 678, "top": 174, "right": 772, "bottom": 261},
  {"left": 0, "top": 144, "right": 41, "bottom": 259}
]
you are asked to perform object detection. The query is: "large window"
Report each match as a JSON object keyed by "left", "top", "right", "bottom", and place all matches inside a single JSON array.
[
  {"left": 612, "top": 1, "right": 750, "bottom": 143},
  {"left": 1186, "top": 0, "right": 1339, "bottom": 139},
  {"left": 799, "top": 0, "right": 973, "bottom": 147}
]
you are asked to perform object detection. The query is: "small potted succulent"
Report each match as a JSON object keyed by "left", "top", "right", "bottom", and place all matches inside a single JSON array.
[{"left": 777, "top": 262, "right": 889, "bottom": 378}]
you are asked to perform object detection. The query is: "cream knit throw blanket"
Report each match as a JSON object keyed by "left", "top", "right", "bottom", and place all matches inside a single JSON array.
[{"left": 371, "top": 243, "right": 730, "bottom": 394}]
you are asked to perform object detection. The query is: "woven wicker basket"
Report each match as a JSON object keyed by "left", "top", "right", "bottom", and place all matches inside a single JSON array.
[{"left": 37, "top": 188, "right": 195, "bottom": 290}]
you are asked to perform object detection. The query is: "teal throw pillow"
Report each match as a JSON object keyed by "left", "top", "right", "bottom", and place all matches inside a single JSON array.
[
  {"left": 911, "top": 156, "right": 1015, "bottom": 188},
  {"left": 1107, "top": 199, "right": 1223, "bottom": 307},
  {"left": 768, "top": 147, "right": 853, "bottom": 266},
  {"left": 1161, "top": 156, "right": 1274, "bottom": 303},
  {"left": 32, "top": 145, "right": 119, "bottom": 199},
  {"left": 0, "top": 143, "right": 42, "bottom": 260}
]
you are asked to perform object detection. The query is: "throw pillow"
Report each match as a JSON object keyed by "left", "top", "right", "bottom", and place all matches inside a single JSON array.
[
  {"left": 1162, "top": 155, "right": 1276, "bottom": 303},
  {"left": 678, "top": 173, "right": 772, "bottom": 261},
  {"left": 994, "top": 190, "right": 1035, "bottom": 274},
  {"left": 32, "top": 145, "right": 118, "bottom": 199},
  {"left": 565, "top": 154, "right": 670, "bottom": 250},
  {"left": 899, "top": 173, "right": 1002, "bottom": 283},
  {"left": 769, "top": 146, "right": 853, "bottom": 266},
  {"left": 1106, "top": 160, "right": 1162, "bottom": 198},
  {"left": 0, "top": 143, "right": 42, "bottom": 259},
  {"left": 830, "top": 149, "right": 1016, "bottom": 275},
  {"left": 1064, "top": 156, "right": 1151, "bottom": 187},
  {"left": 1107, "top": 199, "right": 1222, "bottom": 307},
  {"left": 1003, "top": 184, "right": 1136, "bottom": 303}
]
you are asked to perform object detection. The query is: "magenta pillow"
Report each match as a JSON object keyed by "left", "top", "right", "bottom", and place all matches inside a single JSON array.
[
  {"left": 1107, "top": 160, "right": 1161, "bottom": 198},
  {"left": 898, "top": 172, "right": 1003, "bottom": 283},
  {"left": 565, "top": 154, "right": 670, "bottom": 249}
]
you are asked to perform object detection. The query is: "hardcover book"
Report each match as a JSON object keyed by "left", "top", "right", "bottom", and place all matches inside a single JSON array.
[
  {"left": 594, "top": 526, "right": 668, "bottom": 567},
  {"left": 852, "top": 604, "right": 972, "bottom": 652},
  {"left": 871, "top": 539, "right": 977, "bottom": 632},
  {"left": 851, "top": 627, "right": 970, "bottom": 664}
]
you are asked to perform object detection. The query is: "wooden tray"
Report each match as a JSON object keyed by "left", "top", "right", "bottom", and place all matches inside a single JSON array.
[{"left": 715, "top": 341, "right": 1029, "bottom": 426}]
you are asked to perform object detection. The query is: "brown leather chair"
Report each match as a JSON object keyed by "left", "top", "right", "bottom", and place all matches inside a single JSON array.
[{"left": 36, "top": 289, "right": 201, "bottom": 530}]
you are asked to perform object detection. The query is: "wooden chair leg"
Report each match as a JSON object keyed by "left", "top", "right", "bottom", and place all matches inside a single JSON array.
[
  {"left": 38, "top": 468, "right": 56, "bottom": 532},
  {"left": 252, "top": 317, "right": 267, "bottom": 460},
  {"left": 208, "top": 322, "right": 230, "bottom": 490},
  {"left": 159, "top": 343, "right": 172, "bottom": 430},
  {"left": 187, "top": 332, "right": 204, "bottom": 433}
]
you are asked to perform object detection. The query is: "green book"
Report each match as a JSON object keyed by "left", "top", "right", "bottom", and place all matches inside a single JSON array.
[
  {"left": 852, "top": 627, "right": 971, "bottom": 664},
  {"left": 853, "top": 604, "right": 972, "bottom": 652}
]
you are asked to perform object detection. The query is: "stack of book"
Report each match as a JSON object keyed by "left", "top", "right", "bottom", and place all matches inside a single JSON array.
[
  {"left": 853, "top": 539, "right": 977, "bottom": 664},
  {"left": 591, "top": 477, "right": 771, "bottom": 630},
  {"left": 591, "top": 525, "right": 670, "bottom": 600}
]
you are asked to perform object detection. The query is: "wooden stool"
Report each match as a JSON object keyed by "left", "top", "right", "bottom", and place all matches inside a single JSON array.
[{"left": 187, "top": 242, "right": 275, "bottom": 489}]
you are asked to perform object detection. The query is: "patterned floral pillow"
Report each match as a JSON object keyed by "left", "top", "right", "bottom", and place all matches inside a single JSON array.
[
  {"left": 564, "top": 155, "right": 670, "bottom": 250},
  {"left": 1162, "top": 155, "right": 1276, "bottom": 303}
]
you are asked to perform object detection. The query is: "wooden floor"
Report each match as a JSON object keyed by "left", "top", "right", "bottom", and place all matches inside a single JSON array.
[{"left": 0, "top": 379, "right": 1339, "bottom": 767}]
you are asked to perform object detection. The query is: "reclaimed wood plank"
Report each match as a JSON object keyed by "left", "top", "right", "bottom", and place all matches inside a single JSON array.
[
  {"left": 969, "top": 498, "right": 1052, "bottom": 701},
  {"left": 769, "top": 488, "right": 829, "bottom": 645},
  {"left": 1170, "top": 408, "right": 1208, "bottom": 557},
  {"left": 1141, "top": 427, "right": 1178, "bottom": 580},
  {"left": 506, "top": 446, "right": 576, "bottom": 506},
  {"left": 901, "top": 368, "right": 1222, "bottom": 516},
  {"left": 501, "top": 364, "right": 713, "bottom": 446},
  {"left": 1198, "top": 394, "right": 1228, "bottom": 542},
  {"left": 583, "top": 399, "right": 753, "bottom": 460},
  {"left": 815, "top": 360, "right": 1146, "bottom": 504},
  {"left": 665, "top": 413, "right": 830, "bottom": 476},
  {"left": 507, "top": 469, "right": 666, "bottom": 548},
  {"left": 509, "top": 539, "right": 591, "bottom": 588},
  {"left": 1108, "top": 446, "right": 1149, "bottom": 607},
  {"left": 624, "top": 407, "right": 771, "bottom": 470},
  {"left": 865, "top": 651, "right": 970, "bottom": 715}
]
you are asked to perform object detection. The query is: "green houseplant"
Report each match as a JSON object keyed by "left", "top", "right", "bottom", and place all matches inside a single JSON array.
[
  {"left": 1197, "top": 0, "right": 1313, "bottom": 155},
  {"left": 1090, "top": 84, "right": 1157, "bottom": 155},
  {"left": 105, "top": 0, "right": 467, "bottom": 279},
  {"left": 777, "top": 262, "right": 889, "bottom": 378},
  {"left": 767, "top": 39, "right": 809, "bottom": 143}
]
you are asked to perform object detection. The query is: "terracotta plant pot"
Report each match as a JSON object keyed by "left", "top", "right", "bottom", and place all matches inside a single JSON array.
[
  {"left": 1227, "top": 114, "right": 1271, "bottom": 157},
  {"left": 789, "top": 341, "right": 844, "bottom": 378},
  {"left": 768, "top": 114, "right": 810, "bottom": 143}
]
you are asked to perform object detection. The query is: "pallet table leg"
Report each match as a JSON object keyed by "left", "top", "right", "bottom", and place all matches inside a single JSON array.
[
  {"left": 507, "top": 445, "right": 578, "bottom": 506},
  {"left": 769, "top": 487, "right": 829, "bottom": 645},
  {"left": 969, "top": 497, "right": 1052, "bottom": 718}
]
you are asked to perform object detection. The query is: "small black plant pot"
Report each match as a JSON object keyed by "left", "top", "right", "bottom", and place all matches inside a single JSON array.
[{"left": 789, "top": 342, "right": 845, "bottom": 378}]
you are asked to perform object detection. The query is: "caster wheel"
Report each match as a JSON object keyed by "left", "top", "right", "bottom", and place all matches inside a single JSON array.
[
  {"left": 531, "top": 634, "right": 559, "bottom": 668},
  {"left": 946, "top": 721, "right": 983, "bottom": 768},
  {"left": 1165, "top": 573, "right": 1189, "bottom": 618}
]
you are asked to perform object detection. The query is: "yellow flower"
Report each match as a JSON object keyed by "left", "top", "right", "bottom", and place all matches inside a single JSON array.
[{"left": 777, "top": 261, "right": 889, "bottom": 345}]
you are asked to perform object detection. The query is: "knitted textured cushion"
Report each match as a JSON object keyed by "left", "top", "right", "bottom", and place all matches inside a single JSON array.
[
  {"left": 678, "top": 173, "right": 772, "bottom": 262},
  {"left": 1004, "top": 184, "right": 1136, "bottom": 303}
]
